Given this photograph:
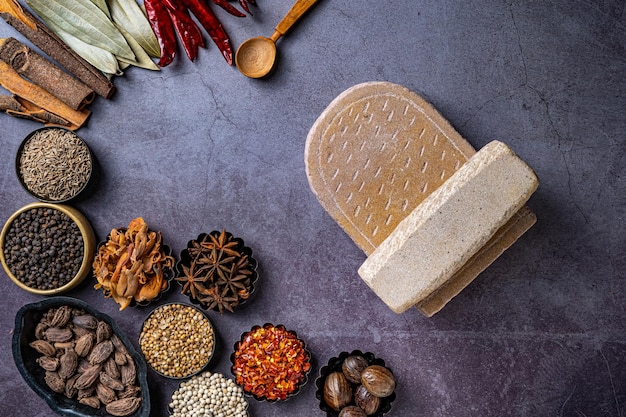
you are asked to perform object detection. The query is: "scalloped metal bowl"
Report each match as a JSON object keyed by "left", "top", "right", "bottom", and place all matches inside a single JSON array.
[
  {"left": 315, "top": 350, "right": 396, "bottom": 417},
  {"left": 139, "top": 302, "right": 216, "bottom": 379},
  {"left": 94, "top": 229, "right": 174, "bottom": 309},
  {"left": 0, "top": 202, "right": 96, "bottom": 295},
  {"left": 16, "top": 127, "right": 94, "bottom": 204},
  {"left": 175, "top": 231, "right": 258, "bottom": 313},
  {"left": 12, "top": 296, "right": 150, "bottom": 417},
  {"left": 230, "top": 323, "right": 311, "bottom": 402}
]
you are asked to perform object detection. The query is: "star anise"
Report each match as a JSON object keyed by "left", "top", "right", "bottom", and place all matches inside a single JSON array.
[
  {"left": 174, "top": 259, "right": 209, "bottom": 300},
  {"left": 177, "top": 230, "right": 257, "bottom": 313}
]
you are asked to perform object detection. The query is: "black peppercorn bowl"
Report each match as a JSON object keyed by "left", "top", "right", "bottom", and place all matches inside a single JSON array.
[
  {"left": 138, "top": 302, "right": 216, "bottom": 379},
  {"left": 16, "top": 127, "right": 94, "bottom": 203},
  {"left": 0, "top": 202, "right": 96, "bottom": 295},
  {"left": 12, "top": 296, "right": 150, "bottom": 417},
  {"left": 315, "top": 350, "right": 396, "bottom": 417},
  {"left": 175, "top": 230, "right": 258, "bottom": 313},
  {"left": 230, "top": 323, "right": 312, "bottom": 402}
]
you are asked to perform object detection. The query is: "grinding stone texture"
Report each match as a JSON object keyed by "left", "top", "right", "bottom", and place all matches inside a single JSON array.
[{"left": 358, "top": 141, "right": 538, "bottom": 313}]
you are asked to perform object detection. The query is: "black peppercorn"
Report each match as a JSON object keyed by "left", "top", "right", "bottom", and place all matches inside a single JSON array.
[{"left": 3, "top": 207, "right": 84, "bottom": 290}]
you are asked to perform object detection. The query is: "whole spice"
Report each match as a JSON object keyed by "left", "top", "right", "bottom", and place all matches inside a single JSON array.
[
  {"left": 144, "top": 0, "right": 177, "bottom": 66},
  {"left": 354, "top": 384, "right": 381, "bottom": 415},
  {"left": 169, "top": 371, "right": 248, "bottom": 417},
  {"left": 3, "top": 207, "right": 84, "bottom": 290},
  {"left": 175, "top": 230, "right": 257, "bottom": 313},
  {"left": 18, "top": 127, "right": 92, "bottom": 202},
  {"left": 162, "top": 0, "right": 204, "bottom": 61},
  {"left": 106, "top": 397, "right": 141, "bottom": 416},
  {"left": 211, "top": 0, "right": 245, "bottom": 17},
  {"left": 323, "top": 371, "right": 352, "bottom": 411},
  {"left": 231, "top": 324, "right": 311, "bottom": 401},
  {"left": 0, "top": 0, "right": 115, "bottom": 98},
  {"left": 339, "top": 406, "right": 368, "bottom": 417},
  {"left": 0, "top": 59, "right": 91, "bottom": 129},
  {"left": 93, "top": 217, "right": 174, "bottom": 310},
  {"left": 0, "top": 37, "right": 94, "bottom": 110},
  {"left": 342, "top": 354, "right": 369, "bottom": 384},
  {"left": 360, "top": 365, "right": 396, "bottom": 398},
  {"left": 180, "top": 0, "right": 233, "bottom": 64},
  {"left": 138, "top": 303, "right": 214, "bottom": 378},
  {"left": 28, "top": 305, "right": 142, "bottom": 416},
  {"left": 0, "top": 93, "right": 70, "bottom": 126}
]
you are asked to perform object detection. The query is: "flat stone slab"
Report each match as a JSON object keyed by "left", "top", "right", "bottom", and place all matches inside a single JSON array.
[{"left": 358, "top": 140, "right": 539, "bottom": 314}]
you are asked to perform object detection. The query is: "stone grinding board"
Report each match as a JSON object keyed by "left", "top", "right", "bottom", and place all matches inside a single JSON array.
[{"left": 304, "top": 81, "right": 537, "bottom": 316}]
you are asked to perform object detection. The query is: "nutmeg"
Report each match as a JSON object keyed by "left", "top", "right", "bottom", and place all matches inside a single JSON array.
[
  {"left": 361, "top": 365, "right": 396, "bottom": 398},
  {"left": 354, "top": 384, "right": 381, "bottom": 415},
  {"left": 339, "top": 405, "right": 368, "bottom": 417},
  {"left": 342, "top": 355, "right": 369, "bottom": 384},
  {"left": 323, "top": 371, "right": 353, "bottom": 411}
]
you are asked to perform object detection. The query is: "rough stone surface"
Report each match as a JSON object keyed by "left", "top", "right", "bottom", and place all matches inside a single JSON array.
[
  {"left": 358, "top": 141, "right": 538, "bottom": 313},
  {"left": 0, "top": 1, "right": 625, "bottom": 416}
]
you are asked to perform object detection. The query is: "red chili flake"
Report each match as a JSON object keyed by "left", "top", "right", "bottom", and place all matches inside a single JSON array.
[{"left": 232, "top": 324, "right": 311, "bottom": 401}]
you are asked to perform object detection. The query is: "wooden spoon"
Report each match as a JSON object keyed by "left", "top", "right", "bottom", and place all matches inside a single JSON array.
[{"left": 235, "top": 0, "right": 319, "bottom": 78}]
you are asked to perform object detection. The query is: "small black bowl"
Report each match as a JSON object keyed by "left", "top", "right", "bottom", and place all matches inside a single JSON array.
[
  {"left": 16, "top": 127, "right": 93, "bottom": 203},
  {"left": 93, "top": 228, "right": 175, "bottom": 310},
  {"left": 315, "top": 350, "right": 396, "bottom": 417},
  {"left": 175, "top": 231, "right": 258, "bottom": 313},
  {"left": 12, "top": 296, "right": 150, "bottom": 417},
  {"left": 230, "top": 323, "right": 311, "bottom": 402},
  {"left": 138, "top": 302, "right": 216, "bottom": 379}
]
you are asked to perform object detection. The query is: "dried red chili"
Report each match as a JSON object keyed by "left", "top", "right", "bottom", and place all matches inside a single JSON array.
[
  {"left": 144, "top": 0, "right": 177, "bottom": 66},
  {"left": 232, "top": 324, "right": 311, "bottom": 401},
  {"left": 162, "top": 0, "right": 205, "bottom": 61},
  {"left": 212, "top": 0, "right": 246, "bottom": 17},
  {"left": 181, "top": 0, "right": 234, "bottom": 64}
]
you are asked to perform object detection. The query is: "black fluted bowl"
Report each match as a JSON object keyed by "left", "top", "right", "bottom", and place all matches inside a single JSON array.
[{"left": 12, "top": 297, "right": 150, "bottom": 417}]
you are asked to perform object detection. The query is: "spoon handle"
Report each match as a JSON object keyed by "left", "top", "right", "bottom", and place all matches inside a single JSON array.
[{"left": 272, "top": 0, "right": 320, "bottom": 40}]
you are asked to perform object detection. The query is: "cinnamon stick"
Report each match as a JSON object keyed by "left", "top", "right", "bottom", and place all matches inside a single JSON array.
[
  {"left": 0, "top": 7, "right": 115, "bottom": 98},
  {"left": 0, "top": 60, "right": 90, "bottom": 129},
  {"left": 0, "top": 93, "right": 20, "bottom": 111},
  {"left": 1, "top": 93, "right": 71, "bottom": 126},
  {"left": 0, "top": 37, "right": 95, "bottom": 110}
]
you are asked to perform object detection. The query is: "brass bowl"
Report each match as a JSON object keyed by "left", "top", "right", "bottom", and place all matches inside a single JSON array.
[{"left": 0, "top": 202, "right": 95, "bottom": 295}]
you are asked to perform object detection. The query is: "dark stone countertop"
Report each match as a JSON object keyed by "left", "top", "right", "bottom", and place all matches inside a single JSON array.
[{"left": 1, "top": 1, "right": 625, "bottom": 416}]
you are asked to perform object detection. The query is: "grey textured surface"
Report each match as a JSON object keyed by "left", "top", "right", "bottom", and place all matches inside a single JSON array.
[{"left": 1, "top": 1, "right": 625, "bottom": 416}]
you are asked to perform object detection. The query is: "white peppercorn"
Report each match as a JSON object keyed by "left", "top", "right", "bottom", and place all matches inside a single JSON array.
[{"left": 169, "top": 372, "right": 248, "bottom": 417}]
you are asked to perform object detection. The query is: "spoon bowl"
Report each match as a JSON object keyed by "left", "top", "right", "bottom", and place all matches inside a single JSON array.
[
  {"left": 235, "top": 36, "right": 278, "bottom": 79},
  {"left": 235, "top": 0, "right": 319, "bottom": 78}
]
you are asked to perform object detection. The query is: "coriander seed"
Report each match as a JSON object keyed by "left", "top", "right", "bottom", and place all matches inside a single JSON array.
[{"left": 139, "top": 303, "right": 214, "bottom": 378}]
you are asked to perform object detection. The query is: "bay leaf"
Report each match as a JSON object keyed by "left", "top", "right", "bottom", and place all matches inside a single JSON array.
[
  {"left": 108, "top": 0, "right": 160, "bottom": 58},
  {"left": 90, "top": 0, "right": 111, "bottom": 18},
  {"left": 44, "top": 16, "right": 121, "bottom": 76},
  {"left": 115, "top": 23, "right": 159, "bottom": 71},
  {"left": 26, "top": 0, "right": 134, "bottom": 60}
]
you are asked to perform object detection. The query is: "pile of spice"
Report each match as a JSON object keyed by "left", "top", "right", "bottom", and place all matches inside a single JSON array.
[
  {"left": 18, "top": 128, "right": 92, "bottom": 202},
  {"left": 29, "top": 305, "right": 142, "bottom": 416},
  {"left": 169, "top": 371, "right": 248, "bottom": 417},
  {"left": 139, "top": 303, "right": 214, "bottom": 378},
  {"left": 231, "top": 324, "right": 311, "bottom": 401},
  {"left": 2, "top": 206, "right": 83, "bottom": 290},
  {"left": 320, "top": 352, "right": 396, "bottom": 417},
  {"left": 93, "top": 217, "right": 174, "bottom": 310},
  {"left": 175, "top": 230, "right": 257, "bottom": 313}
]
